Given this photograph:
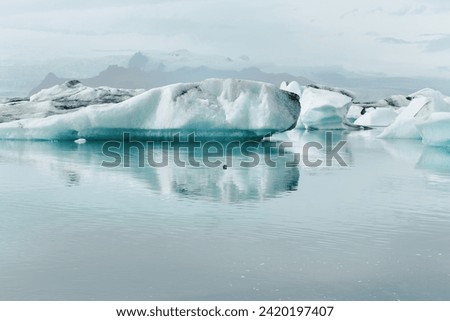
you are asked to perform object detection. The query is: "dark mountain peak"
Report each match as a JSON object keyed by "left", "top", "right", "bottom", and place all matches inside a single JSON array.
[
  {"left": 43, "top": 72, "right": 60, "bottom": 82},
  {"left": 29, "top": 72, "right": 67, "bottom": 96},
  {"left": 128, "top": 52, "right": 149, "bottom": 70}
]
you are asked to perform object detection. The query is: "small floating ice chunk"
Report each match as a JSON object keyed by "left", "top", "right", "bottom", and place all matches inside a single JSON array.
[
  {"left": 280, "top": 81, "right": 303, "bottom": 96},
  {"left": 74, "top": 138, "right": 87, "bottom": 144},
  {"left": 299, "top": 86, "right": 353, "bottom": 130},
  {"left": 378, "top": 97, "right": 429, "bottom": 139},
  {"left": 416, "top": 112, "right": 450, "bottom": 146}
]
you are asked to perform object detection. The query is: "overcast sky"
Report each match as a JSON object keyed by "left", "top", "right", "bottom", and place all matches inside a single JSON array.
[{"left": 1, "top": 0, "right": 450, "bottom": 77}]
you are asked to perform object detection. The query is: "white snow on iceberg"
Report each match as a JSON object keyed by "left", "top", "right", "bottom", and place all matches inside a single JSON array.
[
  {"left": 0, "top": 80, "right": 144, "bottom": 123},
  {"left": 30, "top": 80, "right": 145, "bottom": 107},
  {"left": 280, "top": 80, "right": 303, "bottom": 97},
  {"left": 349, "top": 94, "right": 408, "bottom": 124},
  {"left": 354, "top": 108, "right": 399, "bottom": 127},
  {"left": 378, "top": 89, "right": 450, "bottom": 139},
  {"left": 0, "top": 79, "right": 300, "bottom": 141},
  {"left": 346, "top": 104, "right": 365, "bottom": 123}
]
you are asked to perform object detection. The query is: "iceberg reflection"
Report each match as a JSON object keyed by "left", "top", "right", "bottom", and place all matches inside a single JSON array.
[
  {"left": 272, "top": 129, "right": 354, "bottom": 169},
  {"left": 0, "top": 140, "right": 300, "bottom": 203},
  {"left": 416, "top": 146, "right": 450, "bottom": 173}
]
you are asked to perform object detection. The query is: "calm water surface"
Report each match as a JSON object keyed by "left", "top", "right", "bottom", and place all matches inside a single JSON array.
[{"left": 0, "top": 130, "right": 449, "bottom": 300}]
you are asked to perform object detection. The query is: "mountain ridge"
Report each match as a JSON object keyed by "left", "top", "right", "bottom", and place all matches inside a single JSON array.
[{"left": 29, "top": 64, "right": 312, "bottom": 96}]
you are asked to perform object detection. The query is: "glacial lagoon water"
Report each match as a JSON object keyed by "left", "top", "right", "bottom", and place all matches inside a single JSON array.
[{"left": 0, "top": 129, "right": 450, "bottom": 300}]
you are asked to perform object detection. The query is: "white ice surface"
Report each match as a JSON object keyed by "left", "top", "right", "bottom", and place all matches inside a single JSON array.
[
  {"left": 30, "top": 81, "right": 144, "bottom": 104},
  {"left": 378, "top": 89, "right": 450, "bottom": 139},
  {"left": 346, "top": 105, "right": 364, "bottom": 122},
  {"left": 0, "top": 81, "right": 144, "bottom": 123},
  {"left": 354, "top": 108, "right": 399, "bottom": 127},
  {"left": 0, "top": 79, "right": 300, "bottom": 140},
  {"left": 299, "top": 86, "right": 353, "bottom": 129},
  {"left": 284, "top": 81, "right": 303, "bottom": 96},
  {"left": 416, "top": 112, "right": 450, "bottom": 146}
]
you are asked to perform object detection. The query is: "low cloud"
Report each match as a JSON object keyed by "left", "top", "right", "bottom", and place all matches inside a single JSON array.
[
  {"left": 377, "top": 34, "right": 450, "bottom": 52},
  {"left": 424, "top": 34, "right": 450, "bottom": 52},
  {"left": 391, "top": 5, "right": 428, "bottom": 15},
  {"left": 377, "top": 37, "right": 413, "bottom": 45}
]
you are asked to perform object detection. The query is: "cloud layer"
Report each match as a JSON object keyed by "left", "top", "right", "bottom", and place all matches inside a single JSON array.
[{"left": 1, "top": 0, "right": 450, "bottom": 77}]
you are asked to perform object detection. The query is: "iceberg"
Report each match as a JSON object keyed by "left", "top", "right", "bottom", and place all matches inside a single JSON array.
[
  {"left": 0, "top": 80, "right": 144, "bottom": 123},
  {"left": 378, "top": 97, "right": 429, "bottom": 139},
  {"left": 280, "top": 80, "right": 303, "bottom": 96},
  {"left": 354, "top": 95, "right": 409, "bottom": 109},
  {"left": 280, "top": 81, "right": 304, "bottom": 129},
  {"left": 347, "top": 94, "right": 408, "bottom": 124},
  {"left": 299, "top": 85, "right": 354, "bottom": 130},
  {"left": 416, "top": 112, "right": 450, "bottom": 147},
  {"left": 30, "top": 80, "right": 145, "bottom": 108},
  {"left": 0, "top": 79, "right": 300, "bottom": 141},
  {"left": 378, "top": 89, "right": 450, "bottom": 139},
  {"left": 346, "top": 104, "right": 365, "bottom": 123},
  {"left": 354, "top": 108, "right": 399, "bottom": 127}
]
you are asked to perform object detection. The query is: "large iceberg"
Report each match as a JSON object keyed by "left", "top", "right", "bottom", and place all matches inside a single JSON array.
[
  {"left": 378, "top": 89, "right": 450, "bottom": 139},
  {"left": 0, "top": 79, "right": 300, "bottom": 141},
  {"left": 299, "top": 85, "right": 354, "bottom": 130}
]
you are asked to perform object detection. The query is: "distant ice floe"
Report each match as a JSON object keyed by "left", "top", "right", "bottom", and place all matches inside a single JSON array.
[
  {"left": 354, "top": 94, "right": 409, "bottom": 109},
  {"left": 74, "top": 138, "right": 87, "bottom": 144},
  {"left": 354, "top": 108, "right": 400, "bottom": 127},
  {"left": 279, "top": 82, "right": 450, "bottom": 147},
  {"left": 0, "top": 80, "right": 144, "bottom": 123},
  {"left": 29, "top": 80, "right": 145, "bottom": 108},
  {"left": 0, "top": 79, "right": 300, "bottom": 141},
  {"left": 349, "top": 94, "right": 408, "bottom": 127}
]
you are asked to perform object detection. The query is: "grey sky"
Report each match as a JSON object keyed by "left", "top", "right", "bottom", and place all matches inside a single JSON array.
[{"left": 1, "top": 0, "right": 450, "bottom": 77}]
